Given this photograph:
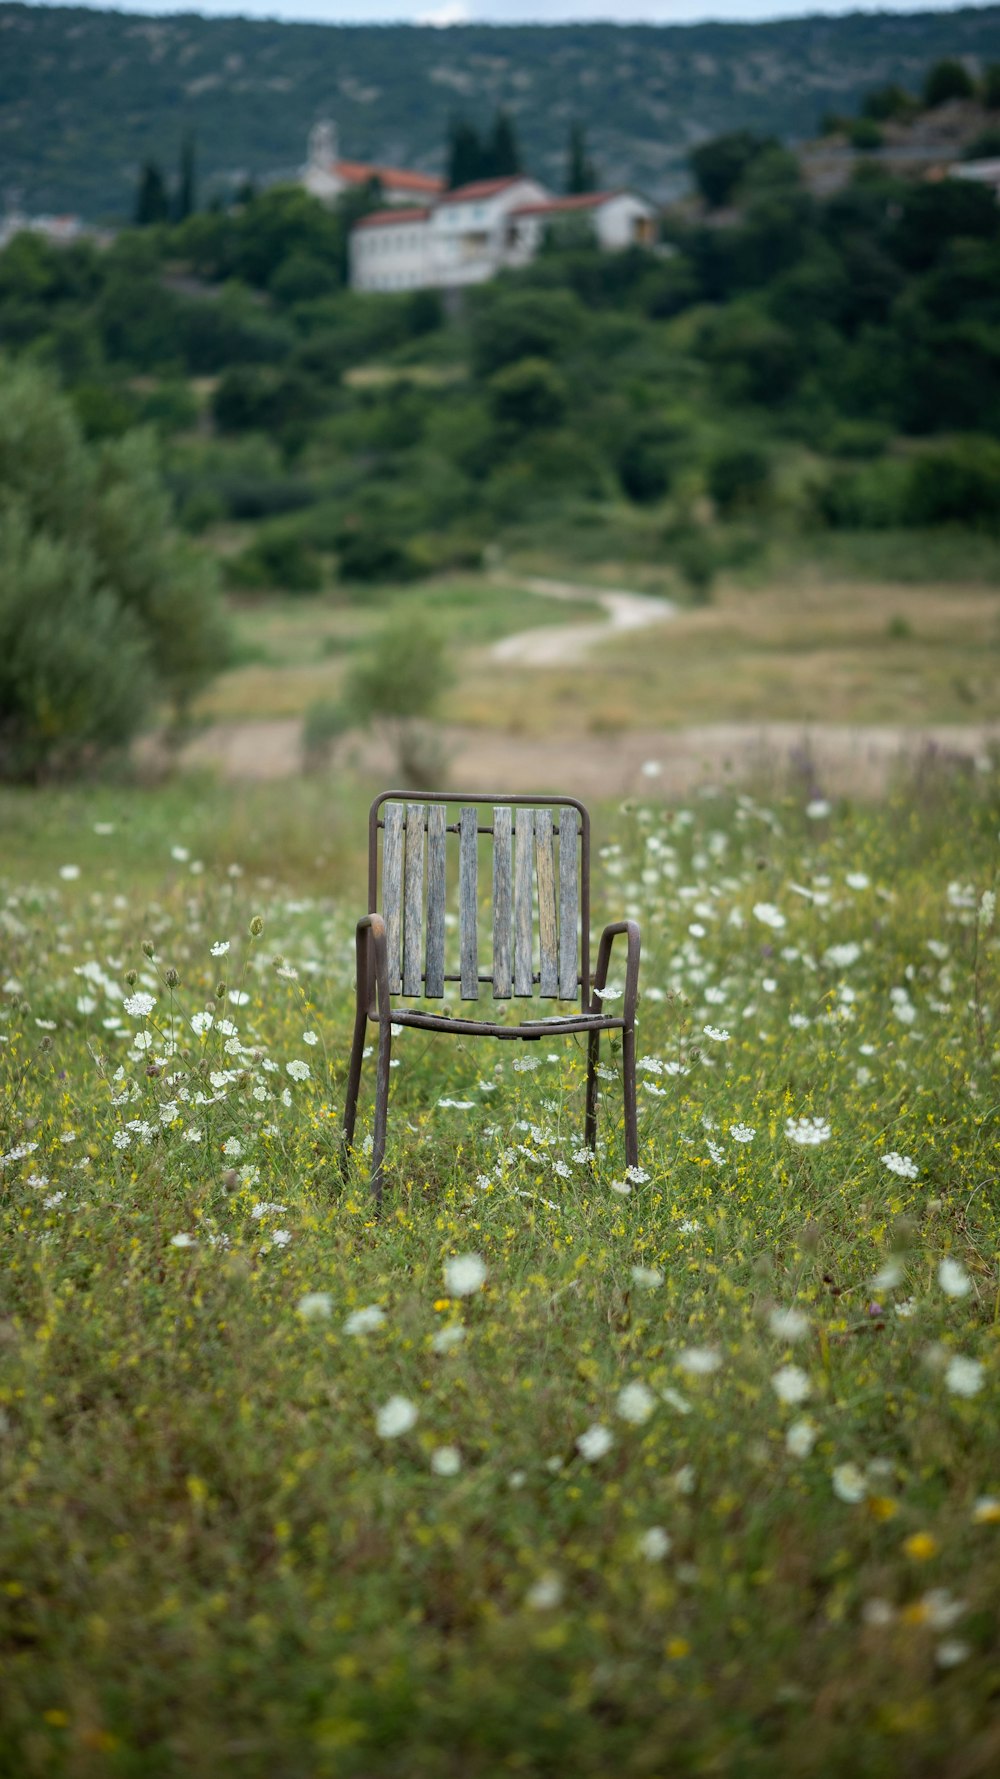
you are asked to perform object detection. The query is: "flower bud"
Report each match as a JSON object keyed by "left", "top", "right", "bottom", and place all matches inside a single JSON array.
[
  {"left": 124, "top": 969, "right": 138, "bottom": 988},
  {"left": 164, "top": 968, "right": 179, "bottom": 989},
  {"left": 249, "top": 915, "right": 264, "bottom": 938},
  {"left": 141, "top": 940, "right": 155, "bottom": 959},
  {"left": 215, "top": 982, "right": 227, "bottom": 1000}
]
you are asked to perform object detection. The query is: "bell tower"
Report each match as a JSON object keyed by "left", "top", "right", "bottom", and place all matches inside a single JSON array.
[{"left": 308, "top": 119, "right": 339, "bottom": 170}]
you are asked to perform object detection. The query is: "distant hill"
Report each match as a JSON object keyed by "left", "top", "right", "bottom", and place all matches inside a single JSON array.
[{"left": 4, "top": 3, "right": 1000, "bottom": 221}]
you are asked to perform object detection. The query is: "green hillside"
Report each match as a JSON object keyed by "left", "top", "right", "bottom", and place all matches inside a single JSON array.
[{"left": 5, "top": 3, "right": 1000, "bottom": 220}]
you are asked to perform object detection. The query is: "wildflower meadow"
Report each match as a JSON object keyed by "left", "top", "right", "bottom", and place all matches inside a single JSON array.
[{"left": 1, "top": 766, "right": 998, "bottom": 1777}]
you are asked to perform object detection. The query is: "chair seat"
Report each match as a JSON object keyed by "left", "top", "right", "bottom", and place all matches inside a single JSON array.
[{"left": 380, "top": 1007, "right": 625, "bottom": 1041}]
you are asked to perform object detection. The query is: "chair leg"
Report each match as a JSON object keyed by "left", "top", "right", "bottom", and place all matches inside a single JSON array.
[
  {"left": 622, "top": 1020, "right": 638, "bottom": 1171},
  {"left": 585, "top": 1028, "right": 600, "bottom": 1153},
  {"left": 370, "top": 1016, "right": 393, "bottom": 1206},
  {"left": 340, "top": 1004, "right": 368, "bottom": 1181}
]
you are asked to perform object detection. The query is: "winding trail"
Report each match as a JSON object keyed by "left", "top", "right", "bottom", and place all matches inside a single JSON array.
[{"left": 489, "top": 576, "right": 676, "bottom": 667}]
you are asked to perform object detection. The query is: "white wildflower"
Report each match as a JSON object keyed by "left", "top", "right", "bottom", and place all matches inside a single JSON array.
[
  {"left": 286, "top": 1059, "right": 310, "bottom": 1082},
  {"left": 210, "top": 940, "right": 230, "bottom": 958},
  {"left": 753, "top": 903, "right": 786, "bottom": 930},
  {"left": 945, "top": 1355, "right": 984, "bottom": 1398},
  {"left": 882, "top": 1152, "right": 919, "bottom": 1180},
  {"left": 124, "top": 992, "right": 155, "bottom": 1018},
  {"left": 344, "top": 1305, "right": 386, "bottom": 1336},
  {"left": 375, "top": 1396, "right": 417, "bottom": 1438},
  {"left": 616, "top": 1381, "right": 656, "bottom": 1425},
  {"left": 768, "top": 1307, "right": 810, "bottom": 1342},
  {"left": 832, "top": 1462, "right": 867, "bottom": 1504},
  {"left": 431, "top": 1446, "right": 462, "bottom": 1477},
  {"left": 772, "top": 1364, "right": 812, "bottom": 1405},
  {"left": 444, "top": 1253, "right": 486, "bottom": 1297},
  {"left": 637, "top": 1527, "right": 671, "bottom": 1561},
  {"left": 786, "top": 1418, "right": 817, "bottom": 1458},
  {"left": 525, "top": 1574, "right": 563, "bottom": 1611},
  {"left": 676, "top": 1347, "right": 721, "bottom": 1376},
  {"left": 785, "top": 1116, "right": 831, "bottom": 1146},
  {"left": 631, "top": 1265, "right": 664, "bottom": 1289},
  {"left": 431, "top": 1324, "right": 466, "bottom": 1354},
  {"left": 297, "top": 1292, "right": 333, "bottom": 1320},
  {"left": 938, "top": 1258, "right": 972, "bottom": 1299},
  {"left": 576, "top": 1424, "right": 614, "bottom": 1462}
]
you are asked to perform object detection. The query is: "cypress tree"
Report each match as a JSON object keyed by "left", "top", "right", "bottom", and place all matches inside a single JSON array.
[
  {"left": 487, "top": 109, "right": 522, "bottom": 178},
  {"left": 566, "top": 121, "right": 597, "bottom": 194},
  {"left": 175, "top": 132, "right": 197, "bottom": 222},
  {"left": 446, "top": 116, "right": 483, "bottom": 189},
  {"left": 134, "top": 160, "right": 170, "bottom": 226}
]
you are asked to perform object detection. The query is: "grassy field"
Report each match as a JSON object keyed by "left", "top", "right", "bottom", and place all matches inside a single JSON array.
[
  {"left": 184, "top": 556, "right": 1000, "bottom": 736},
  {"left": 1, "top": 765, "right": 998, "bottom": 1776}
]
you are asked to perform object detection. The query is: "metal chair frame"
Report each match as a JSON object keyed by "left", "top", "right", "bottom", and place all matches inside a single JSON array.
[{"left": 342, "top": 790, "right": 640, "bottom": 1200}]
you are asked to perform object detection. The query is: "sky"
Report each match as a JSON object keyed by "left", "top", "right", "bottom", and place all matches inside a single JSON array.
[{"left": 25, "top": 0, "right": 994, "bottom": 25}]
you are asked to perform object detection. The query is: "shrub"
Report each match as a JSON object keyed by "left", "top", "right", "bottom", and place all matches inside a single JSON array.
[
  {"left": 689, "top": 131, "right": 776, "bottom": 209},
  {"left": 903, "top": 439, "right": 1000, "bottom": 526},
  {"left": 488, "top": 358, "right": 568, "bottom": 431},
  {"left": 923, "top": 59, "right": 975, "bottom": 109},
  {"left": 342, "top": 611, "right": 453, "bottom": 786},
  {"left": 618, "top": 423, "right": 676, "bottom": 504},
  {"left": 707, "top": 446, "right": 772, "bottom": 516},
  {"left": 335, "top": 520, "right": 426, "bottom": 585},
  {"left": 226, "top": 529, "right": 324, "bottom": 594},
  {"left": 812, "top": 460, "right": 909, "bottom": 529},
  {"left": 984, "top": 63, "right": 1000, "bottom": 110},
  {"left": 849, "top": 120, "right": 884, "bottom": 152},
  {"left": 470, "top": 289, "right": 586, "bottom": 378},
  {"left": 0, "top": 358, "right": 227, "bottom": 778},
  {"left": 861, "top": 83, "right": 915, "bottom": 122}
]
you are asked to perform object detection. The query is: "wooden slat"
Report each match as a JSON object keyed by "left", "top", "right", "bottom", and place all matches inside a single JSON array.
[
  {"left": 424, "top": 803, "right": 447, "bottom": 999},
  {"left": 382, "top": 802, "right": 404, "bottom": 994},
  {"left": 402, "top": 803, "right": 425, "bottom": 997},
  {"left": 459, "top": 805, "right": 479, "bottom": 1000},
  {"left": 492, "top": 805, "right": 512, "bottom": 998},
  {"left": 535, "top": 809, "right": 558, "bottom": 997},
  {"left": 513, "top": 808, "right": 534, "bottom": 996},
  {"left": 559, "top": 807, "right": 579, "bottom": 1000}
]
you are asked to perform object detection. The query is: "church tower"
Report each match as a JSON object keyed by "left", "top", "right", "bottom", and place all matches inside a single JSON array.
[{"left": 308, "top": 119, "right": 339, "bottom": 171}]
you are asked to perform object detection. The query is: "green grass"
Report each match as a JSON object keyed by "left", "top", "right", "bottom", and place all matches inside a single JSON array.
[{"left": 1, "top": 769, "right": 998, "bottom": 1776}]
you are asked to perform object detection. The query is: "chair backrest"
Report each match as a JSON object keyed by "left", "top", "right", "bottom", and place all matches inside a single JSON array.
[{"left": 368, "top": 792, "right": 591, "bottom": 1008}]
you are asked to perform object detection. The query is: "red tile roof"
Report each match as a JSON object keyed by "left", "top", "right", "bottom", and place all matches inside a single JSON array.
[
  {"left": 511, "top": 191, "right": 625, "bottom": 218},
  {"left": 437, "top": 176, "right": 530, "bottom": 206},
  {"left": 354, "top": 206, "right": 432, "bottom": 231},
  {"left": 334, "top": 159, "right": 443, "bottom": 195}
]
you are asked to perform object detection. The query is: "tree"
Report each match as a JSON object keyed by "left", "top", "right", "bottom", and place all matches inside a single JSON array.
[
  {"left": 489, "top": 358, "right": 568, "bottom": 430},
  {"left": 175, "top": 132, "right": 197, "bottom": 223},
  {"left": 446, "top": 116, "right": 483, "bottom": 190},
  {"left": 0, "top": 359, "right": 228, "bottom": 779},
  {"left": 487, "top": 109, "right": 522, "bottom": 178},
  {"left": 861, "top": 83, "right": 914, "bottom": 123},
  {"left": 923, "top": 59, "right": 975, "bottom": 108},
  {"left": 342, "top": 612, "right": 453, "bottom": 788},
  {"left": 134, "top": 160, "right": 170, "bottom": 227},
  {"left": 690, "top": 131, "right": 776, "bottom": 209},
  {"left": 983, "top": 64, "right": 1000, "bottom": 110},
  {"left": 566, "top": 121, "right": 598, "bottom": 195}
]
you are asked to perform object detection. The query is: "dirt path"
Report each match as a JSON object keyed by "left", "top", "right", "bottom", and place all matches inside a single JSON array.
[
  {"left": 160, "top": 718, "right": 1000, "bottom": 798},
  {"left": 489, "top": 576, "right": 676, "bottom": 667}
]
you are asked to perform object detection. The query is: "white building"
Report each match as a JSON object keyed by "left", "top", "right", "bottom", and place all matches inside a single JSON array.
[
  {"left": 950, "top": 156, "right": 1000, "bottom": 199},
  {"left": 302, "top": 121, "right": 443, "bottom": 210},
  {"left": 350, "top": 177, "right": 658, "bottom": 294}
]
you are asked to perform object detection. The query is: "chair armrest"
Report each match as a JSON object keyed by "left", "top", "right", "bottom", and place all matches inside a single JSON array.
[
  {"left": 590, "top": 919, "right": 641, "bottom": 1024},
  {"left": 355, "top": 913, "right": 390, "bottom": 1019}
]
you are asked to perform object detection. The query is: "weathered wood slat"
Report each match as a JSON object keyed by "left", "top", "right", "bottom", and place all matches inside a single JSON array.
[
  {"left": 513, "top": 808, "right": 535, "bottom": 996},
  {"left": 559, "top": 806, "right": 579, "bottom": 1000},
  {"left": 424, "top": 803, "right": 447, "bottom": 999},
  {"left": 492, "top": 805, "right": 512, "bottom": 998},
  {"left": 382, "top": 802, "right": 404, "bottom": 994},
  {"left": 459, "top": 805, "right": 479, "bottom": 1000},
  {"left": 402, "top": 803, "right": 425, "bottom": 996},
  {"left": 535, "top": 809, "right": 558, "bottom": 997}
]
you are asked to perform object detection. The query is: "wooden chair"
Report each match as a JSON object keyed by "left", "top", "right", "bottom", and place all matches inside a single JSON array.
[{"left": 342, "top": 791, "right": 640, "bottom": 1200}]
